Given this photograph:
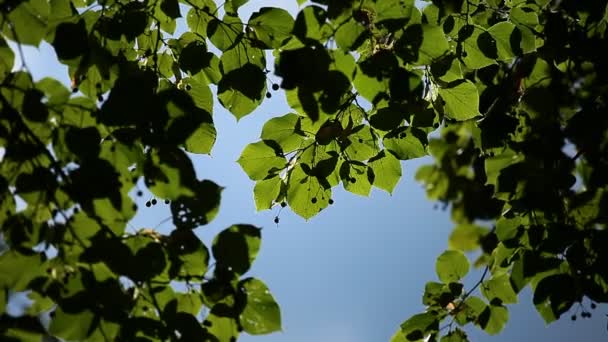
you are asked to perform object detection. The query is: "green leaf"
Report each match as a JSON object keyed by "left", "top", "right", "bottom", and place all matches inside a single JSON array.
[
  {"left": 340, "top": 162, "right": 373, "bottom": 196},
  {"left": 384, "top": 127, "right": 428, "bottom": 160},
  {"left": 293, "top": 5, "right": 327, "bottom": 41},
  {"left": 36, "top": 77, "right": 71, "bottom": 106},
  {"left": 533, "top": 273, "right": 577, "bottom": 323},
  {"left": 144, "top": 147, "right": 197, "bottom": 200},
  {"left": 287, "top": 164, "right": 332, "bottom": 220},
  {"left": 26, "top": 292, "right": 54, "bottom": 315},
  {"left": 160, "top": 0, "right": 181, "bottom": 19},
  {"left": 49, "top": 308, "right": 96, "bottom": 341},
  {"left": 187, "top": 7, "right": 215, "bottom": 37},
  {"left": 170, "top": 179, "right": 222, "bottom": 228},
  {"left": 495, "top": 215, "right": 527, "bottom": 241},
  {"left": 375, "top": 0, "right": 416, "bottom": 25},
  {"left": 176, "top": 292, "right": 203, "bottom": 316},
  {"left": 481, "top": 273, "right": 518, "bottom": 304},
  {"left": 0, "top": 289, "right": 5, "bottom": 314},
  {"left": 238, "top": 141, "right": 286, "bottom": 180},
  {"left": 167, "top": 229, "right": 209, "bottom": 279},
  {"left": 435, "top": 250, "right": 469, "bottom": 283},
  {"left": 441, "top": 328, "right": 469, "bottom": 342},
  {"left": 400, "top": 312, "right": 439, "bottom": 341},
  {"left": 417, "top": 24, "right": 450, "bottom": 65},
  {"left": 248, "top": 7, "right": 294, "bottom": 48},
  {"left": 260, "top": 113, "right": 306, "bottom": 152},
  {"left": 50, "top": 307, "right": 119, "bottom": 341},
  {"left": 483, "top": 305, "right": 509, "bottom": 335},
  {"left": 509, "top": 7, "right": 538, "bottom": 53},
  {"left": 458, "top": 25, "right": 496, "bottom": 69},
  {"left": 488, "top": 22, "right": 519, "bottom": 60},
  {"left": 0, "top": 36, "right": 14, "bottom": 77},
  {"left": 0, "top": 251, "right": 44, "bottom": 291},
  {"left": 335, "top": 18, "right": 367, "bottom": 51},
  {"left": 225, "top": 0, "right": 249, "bottom": 14},
  {"left": 449, "top": 224, "right": 489, "bottom": 251},
  {"left": 239, "top": 277, "right": 282, "bottom": 334},
  {"left": 2, "top": 0, "right": 49, "bottom": 46},
  {"left": 431, "top": 55, "right": 463, "bottom": 83},
  {"left": 212, "top": 224, "right": 261, "bottom": 275},
  {"left": 353, "top": 58, "right": 390, "bottom": 105},
  {"left": 208, "top": 14, "right": 243, "bottom": 52},
  {"left": 218, "top": 45, "right": 266, "bottom": 119},
  {"left": 254, "top": 177, "right": 283, "bottom": 211},
  {"left": 343, "top": 125, "right": 377, "bottom": 161},
  {"left": 437, "top": 80, "right": 481, "bottom": 120},
  {"left": 422, "top": 281, "right": 462, "bottom": 307},
  {"left": 389, "top": 328, "right": 408, "bottom": 342},
  {"left": 206, "top": 310, "right": 240, "bottom": 341},
  {"left": 124, "top": 235, "right": 170, "bottom": 282},
  {"left": 368, "top": 150, "right": 402, "bottom": 194}
]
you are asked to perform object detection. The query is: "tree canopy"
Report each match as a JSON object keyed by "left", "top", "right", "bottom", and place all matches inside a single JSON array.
[{"left": 1, "top": 0, "right": 608, "bottom": 341}]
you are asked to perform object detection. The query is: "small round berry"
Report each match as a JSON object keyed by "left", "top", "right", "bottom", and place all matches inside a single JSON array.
[
  {"left": 591, "top": 303, "right": 597, "bottom": 309},
  {"left": 571, "top": 314, "right": 576, "bottom": 321},
  {"left": 145, "top": 201, "right": 151, "bottom": 207},
  {"left": 151, "top": 199, "right": 158, "bottom": 205},
  {"left": 185, "top": 84, "right": 192, "bottom": 91},
  {"left": 266, "top": 92, "right": 272, "bottom": 98},
  {"left": 165, "top": 199, "right": 170, "bottom": 204},
  {"left": 136, "top": 191, "right": 143, "bottom": 197},
  {"left": 311, "top": 197, "right": 317, "bottom": 204},
  {"left": 274, "top": 217, "right": 279, "bottom": 224},
  {"left": 328, "top": 199, "right": 334, "bottom": 205},
  {"left": 272, "top": 83, "right": 279, "bottom": 91},
  {"left": 280, "top": 201, "right": 287, "bottom": 207}
]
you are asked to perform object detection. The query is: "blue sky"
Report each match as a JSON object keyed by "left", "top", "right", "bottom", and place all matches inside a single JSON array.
[{"left": 11, "top": 1, "right": 607, "bottom": 341}]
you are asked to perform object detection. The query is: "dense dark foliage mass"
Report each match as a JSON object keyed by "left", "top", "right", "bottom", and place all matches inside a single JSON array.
[{"left": 1, "top": 0, "right": 607, "bottom": 341}]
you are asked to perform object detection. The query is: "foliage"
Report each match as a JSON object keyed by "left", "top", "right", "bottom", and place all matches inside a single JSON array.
[
  {"left": 237, "top": 0, "right": 608, "bottom": 341},
  {"left": 0, "top": 0, "right": 283, "bottom": 340},
  {"left": 1, "top": 0, "right": 608, "bottom": 341}
]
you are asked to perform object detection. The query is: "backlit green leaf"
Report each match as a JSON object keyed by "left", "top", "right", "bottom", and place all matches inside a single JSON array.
[
  {"left": 449, "top": 224, "right": 489, "bottom": 251},
  {"left": 384, "top": 127, "right": 428, "bottom": 160},
  {"left": 248, "top": 7, "right": 294, "bottom": 48},
  {"left": 238, "top": 141, "right": 286, "bottom": 180},
  {"left": 438, "top": 80, "right": 481, "bottom": 120},
  {"left": 417, "top": 24, "right": 450, "bottom": 65},
  {"left": 436, "top": 250, "right": 469, "bottom": 283},
  {"left": 287, "top": 164, "right": 332, "bottom": 220},
  {"left": 208, "top": 14, "right": 243, "bottom": 51},
  {"left": 212, "top": 224, "right": 261, "bottom": 275},
  {"left": 488, "top": 22, "right": 518, "bottom": 60},
  {"left": 458, "top": 25, "right": 496, "bottom": 69},
  {"left": 239, "top": 277, "right": 282, "bottom": 334},
  {"left": 481, "top": 273, "right": 518, "bottom": 304},
  {"left": 2, "top": 0, "right": 49, "bottom": 46},
  {"left": 400, "top": 312, "right": 438, "bottom": 342},
  {"left": 254, "top": 177, "right": 283, "bottom": 211},
  {"left": 261, "top": 113, "right": 306, "bottom": 152},
  {"left": 368, "top": 150, "right": 402, "bottom": 194}
]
